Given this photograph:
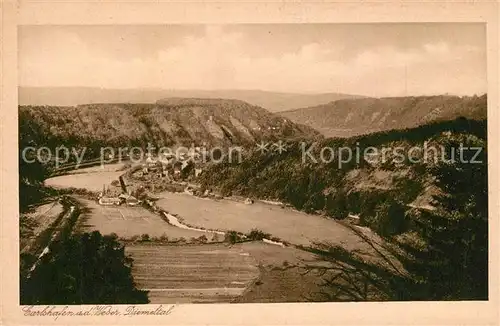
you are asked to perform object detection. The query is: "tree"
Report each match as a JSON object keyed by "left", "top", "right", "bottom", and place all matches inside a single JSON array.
[
  {"left": 18, "top": 110, "right": 51, "bottom": 212},
  {"left": 21, "top": 231, "right": 149, "bottom": 304},
  {"left": 325, "top": 191, "right": 349, "bottom": 220},
  {"left": 410, "top": 135, "right": 488, "bottom": 300},
  {"left": 374, "top": 199, "right": 407, "bottom": 237}
]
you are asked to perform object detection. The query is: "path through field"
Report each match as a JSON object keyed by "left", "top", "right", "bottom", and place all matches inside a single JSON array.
[{"left": 22, "top": 202, "right": 64, "bottom": 240}]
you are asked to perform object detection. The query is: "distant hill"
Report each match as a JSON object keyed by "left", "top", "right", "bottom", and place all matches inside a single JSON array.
[
  {"left": 280, "top": 95, "right": 487, "bottom": 137},
  {"left": 19, "top": 99, "right": 320, "bottom": 160},
  {"left": 19, "top": 87, "right": 364, "bottom": 112},
  {"left": 156, "top": 90, "right": 365, "bottom": 112}
]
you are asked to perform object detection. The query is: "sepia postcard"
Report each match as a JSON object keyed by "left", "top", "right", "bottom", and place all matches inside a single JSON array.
[{"left": 1, "top": 1, "right": 499, "bottom": 325}]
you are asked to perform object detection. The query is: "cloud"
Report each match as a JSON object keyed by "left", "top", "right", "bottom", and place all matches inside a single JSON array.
[{"left": 19, "top": 26, "right": 486, "bottom": 96}]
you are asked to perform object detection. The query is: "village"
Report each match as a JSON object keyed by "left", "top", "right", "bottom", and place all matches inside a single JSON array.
[{"left": 96, "top": 146, "right": 256, "bottom": 207}]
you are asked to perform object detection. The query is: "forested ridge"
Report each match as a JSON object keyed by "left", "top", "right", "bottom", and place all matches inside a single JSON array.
[{"left": 199, "top": 117, "right": 488, "bottom": 300}]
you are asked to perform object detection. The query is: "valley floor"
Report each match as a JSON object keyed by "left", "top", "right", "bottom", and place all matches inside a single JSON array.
[{"left": 25, "top": 166, "right": 408, "bottom": 303}]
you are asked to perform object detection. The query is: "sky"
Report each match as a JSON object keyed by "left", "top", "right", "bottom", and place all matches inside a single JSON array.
[{"left": 18, "top": 24, "right": 486, "bottom": 97}]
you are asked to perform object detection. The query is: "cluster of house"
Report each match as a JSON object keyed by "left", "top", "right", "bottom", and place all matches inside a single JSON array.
[
  {"left": 98, "top": 184, "right": 140, "bottom": 206},
  {"left": 97, "top": 148, "right": 207, "bottom": 206},
  {"left": 134, "top": 150, "right": 204, "bottom": 181}
]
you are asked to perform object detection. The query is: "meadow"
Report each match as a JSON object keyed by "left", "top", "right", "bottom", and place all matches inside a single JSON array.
[
  {"left": 77, "top": 197, "right": 205, "bottom": 239},
  {"left": 155, "top": 192, "right": 390, "bottom": 256}
]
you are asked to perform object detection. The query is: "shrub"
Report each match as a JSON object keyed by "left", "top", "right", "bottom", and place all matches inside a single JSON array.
[
  {"left": 197, "top": 235, "right": 208, "bottom": 244},
  {"left": 224, "top": 231, "right": 242, "bottom": 244},
  {"left": 246, "top": 229, "right": 271, "bottom": 241},
  {"left": 140, "top": 233, "right": 150, "bottom": 242}
]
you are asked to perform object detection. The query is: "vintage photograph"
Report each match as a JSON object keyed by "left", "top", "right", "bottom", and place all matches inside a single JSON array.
[{"left": 18, "top": 23, "right": 487, "bottom": 305}]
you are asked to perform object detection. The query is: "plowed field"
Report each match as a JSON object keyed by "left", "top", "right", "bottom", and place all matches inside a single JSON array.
[{"left": 125, "top": 244, "right": 260, "bottom": 303}]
